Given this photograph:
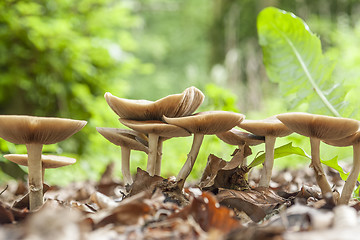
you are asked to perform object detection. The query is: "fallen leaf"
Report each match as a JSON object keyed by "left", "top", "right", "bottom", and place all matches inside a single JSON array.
[
  {"left": 128, "top": 168, "right": 164, "bottom": 197},
  {"left": 170, "top": 190, "right": 241, "bottom": 234},
  {"left": 216, "top": 188, "right": 285, "bottom": 222}
]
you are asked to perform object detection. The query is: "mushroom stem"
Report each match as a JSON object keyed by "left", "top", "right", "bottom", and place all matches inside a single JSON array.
[
  {"left": 41, "top": 167, "right": 45, "bottom": 183},
  {"left": 155, "top": 138, "right": 164, "bottom": 176},
  {"left": 223, "top": 144, "right": 246, "bottom": 170},
  {"left": 258, "top": 136, "right": 276, "bottom": 187},
  {"left": 121, "top": 146, "right": 133, "bottom": 186},
  {"left": 310, "top": 138, "right": 333, "bottom": 200},
  {"left": 176, "top": 133, "right": 204, "bottom": 181},
  {"left": 147, "top": 134, "right": 159, "bottom": 176},
  {"left": 26, "top": 143, "right": 44, "bottom": 211},
  {"left": 339, "top": 143, "right": 360, "bottom": 205}
]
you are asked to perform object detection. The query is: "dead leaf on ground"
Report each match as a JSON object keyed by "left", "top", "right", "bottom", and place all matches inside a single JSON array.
[
  {"left": 216, "top": 188, "right": 285, "bottom": 222},
  {"left": 170, "top": 189, "right": 241, "bottom": 234},
  {"left": 127, "top": 168, "right": 165, "bottom": 197}
]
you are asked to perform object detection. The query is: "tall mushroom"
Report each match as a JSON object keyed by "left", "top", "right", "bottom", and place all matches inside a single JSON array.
[
  {"left": 105, "top": 86, "right": 205, "bottom": 121},
  {"left": 0, "top": 115, "right": 86, "bottom": 210},
  {"left": 3, "top": 154, "right": 76, "bottom": 182},
  {"left": 163, "top": 111, "right": 245, "bottom": 182},
  {"left": 216, "top": 128, "right": 265, "bottom": 170},
  {"left": 323, "top": 130, "right": 360, "bottom": 204},
  {"left": 118, "top": 119, "right": 191, "bottom": 176},
  {"left": 96, "top": 127, "right": 149, "bottom": 186},
  {"left": 277, "top": 112, "right": 359, "bottom": 202},
  {"left": 238, "top": 116, "right": 293, "bottom": 187}
]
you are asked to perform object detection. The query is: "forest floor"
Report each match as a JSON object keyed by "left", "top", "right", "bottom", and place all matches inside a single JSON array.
[{"left": 1, "top": 155, "right": 360, "bottom": 240}]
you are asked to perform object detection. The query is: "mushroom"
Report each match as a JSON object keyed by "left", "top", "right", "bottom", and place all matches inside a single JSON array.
[
  {"left": 216, "top": 128, "right": 265, "bottom": 170},
  {"left": 3, "top": 154, "right": 76, "bottom": 182},
  {"left": 277, "top": 112, "right": 359, "bottom": 202},
  {"left": 238, "top": 116, "right": 293, "bottom": 187},
  {"left": 96, "top": 127, "right": 149, "bottom": 186},
  {"left": 118, "top": 119, "right": 191, "bottom": 176},
  {"left": 163, "top": 111, "right": 245, "bottom": 182},
  {"left": 0, "top": 115, "right": 86, "bottom": 210},
  {"left": 323, "top": 130, "right": 360, "bottom": 204},
  {"left": 105, "top": 86, "right": 205, "bottom": 121}
]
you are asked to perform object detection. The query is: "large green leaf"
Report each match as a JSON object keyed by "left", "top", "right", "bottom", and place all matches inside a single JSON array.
[
  {"left": 248, "top": 142, "right": 309, "bottom": 168},
  {"left": 249, "top": 142, "right": 355, "bottom": 181},
  {"left": 257, "top": 7, "right": 350, "bottom": 117}
]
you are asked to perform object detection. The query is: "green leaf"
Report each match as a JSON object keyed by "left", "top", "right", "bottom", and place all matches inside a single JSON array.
[
  {"left": 320, "top": 156, "right": 349, "bottom": 181},
  {"left": 257, "top": 7, "right": 350, "bottom": 117},
  {"left": 0, "top": 160, "right": 27, "bottom": 181},
  {"left": 249, "top": 141, "right": 353, "bottom": 182},
  {"left": 249, "top": 142, "right": 309, "bottom": 168}
]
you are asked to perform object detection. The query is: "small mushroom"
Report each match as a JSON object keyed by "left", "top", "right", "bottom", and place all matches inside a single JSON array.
[
  {"left": 119, "top": 119, "right": 191, "bottom": 176},
  {"left": 0, "top": 115, "right": 86, "bottom": 210},
  {"left": 277, "top": 112, "right": 359, "bottom": 202},
  {"left": 96, "top": 127, "right": 149, "bottom": 186},
  {"left": 238, "top": 116, "right": 293, "bottom": 187},
  {"left": 323, "top": 130, "right": 360, "bottom": 205},
  {"left": 105, "top": 86, "right": 204, "bottom": 121},
  {"left": 216, "top": 128, "right": 265, "bottom": 170},
  {"left": 163, "top": 111, "right": 245, "bottom": 182},
  {"left": 3, "top": 154, "right": 76, "bottom": 182}
]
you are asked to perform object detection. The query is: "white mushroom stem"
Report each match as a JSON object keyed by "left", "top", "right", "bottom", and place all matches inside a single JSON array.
[
  {"left": 120, "top": 147, "right": 133, "bottom": 186},
  {"left": 258, "top": 136, "right": 276, "bottom": 187},
  {"left": 26, "top": 143, "right": 44, "bottom": 211},
  {"left": 155, "top": 138, "right": 164, "bottom": 176},
  {"left": 339, "top": 143, "right": 360, "bottom": 205},
  {"left": 176, "top": 133, "right": 204, "bottom": 181},
  {"left": 147, "top": 134, "right": 159, "bottom": 176},
  {"left": 223, "top": 144, "right": 246, "bottom": 170},
  {"left": 310, "top": 138, "right": 333, "bottom": 200}
]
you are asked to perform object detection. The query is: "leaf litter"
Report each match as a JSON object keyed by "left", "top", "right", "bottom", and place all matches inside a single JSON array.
[{"left": 1, "top": 153, "right": 360, "bottom": 240}]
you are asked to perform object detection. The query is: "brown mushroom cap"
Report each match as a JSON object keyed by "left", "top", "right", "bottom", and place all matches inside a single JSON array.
[
  {"left": 4, "top": 154, "right": 76, "bottom": 168},
  {"left": 119, "top": 119, "right": 191, "bottom": 138},
  {"left": 96, "top": 127, "right": 149, "bottom": 153},
  {"left": 0, "top": 115, "right": 87, "bottom": 145},
  {"left": 105, "top": 86, "right": 204, "bottom": 121},
  {"left": 323, "top": 131, "right": 360, "bottom": 147},
  {"left": 216, "top": 128, "right": 265, "bottom": 146},
  {"left": 238, "top": 116, "right": 293, "bottom": 137},
  {"left": 163, "top": 111, "right": 245, "bottom": 135},
  {"left": 176, "top": 86, "right": 205, "bottom": 117},
  {"left": 276, "top": 112, "right": 360, "bottom": 140}
]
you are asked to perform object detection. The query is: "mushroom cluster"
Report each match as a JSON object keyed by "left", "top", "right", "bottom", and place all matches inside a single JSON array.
[
  {"left": 99, "top": 88, "right": 360, "bottom": 205},
  {"left": 0, "top": 115, "right": 87, "bottom": 210},
  {"left": 2, "top": 88, "right": 360, "bottom": 209}
]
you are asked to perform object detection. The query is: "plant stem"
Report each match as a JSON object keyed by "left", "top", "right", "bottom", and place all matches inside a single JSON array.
[
  {"left": 339, "top": 143, "right": 360, "bottom": 205},
  {"left": 258, "top": 136, "right": 276, "bottom": 187},
  {"left": 155, "top": 138, "right": 164, "bottom": 176},
  {"left": 121, "top": 146, "right": 133, "bottom": 186},
  {"left": 147, "top": 134, "right": 159, "bottom": 176},
  {"left": 176, "top": 133, "right": 204, "bottom": 181},
  {"left": 26, "top": 143, "right": 44, "bottom": 211},
  {"left": 310, "top": 138, "right": 334, "bottom": 201}
]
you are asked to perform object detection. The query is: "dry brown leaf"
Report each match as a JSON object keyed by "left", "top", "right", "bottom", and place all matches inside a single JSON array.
[
  {"left": 170, "top": 189, "right": 241, "bottom": 234},
  {"left": 95, "top": 191, "right": 153, "bottom": 228},
  {"left": 128, "top": 168, "right": 165, "bottom": 197},
  {"left": 216, "top": 188, "right": 285, "bottom": 222}
]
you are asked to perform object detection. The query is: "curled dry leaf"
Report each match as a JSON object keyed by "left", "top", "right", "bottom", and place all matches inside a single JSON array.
[
  {"left": 127, "top": 168, "right": 165, "bottom": 197},
  {"left": 199, "top": 154, "right": 227, "bottom": 188},
  {"left": 216, "top": 188, "right": 285, "bottom": 222},
  {"left": 90, "top": 192, "right": 118, "bottom": 210},
  {"left": 170, "top": 190, "right": 241, "bottom": 234},
  {"left": 95, "top": 191, "right": 153, "bottom": 228}
]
